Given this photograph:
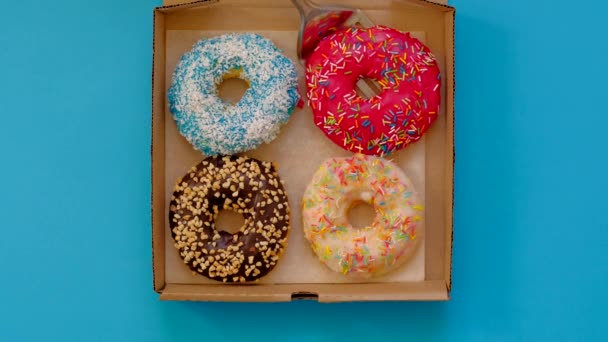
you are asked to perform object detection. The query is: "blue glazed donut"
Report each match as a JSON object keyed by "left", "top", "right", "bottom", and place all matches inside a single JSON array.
[{"left": 168, "top": 33, "right": 300, "bottom": 156}]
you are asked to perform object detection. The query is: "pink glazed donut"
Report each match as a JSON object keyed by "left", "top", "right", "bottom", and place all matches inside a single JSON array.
[{"left": 306, "top": 26, "right": 441, "bottom": 156}]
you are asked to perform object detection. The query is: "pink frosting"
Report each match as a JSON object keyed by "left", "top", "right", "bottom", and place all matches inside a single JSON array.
[{"left": 306, "top": 26, "right": 441, "bottom": 156}]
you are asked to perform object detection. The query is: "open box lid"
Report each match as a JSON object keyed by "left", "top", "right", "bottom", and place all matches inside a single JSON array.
[{"left": 152, "top": 0, "right": 455, "bottom": 302}]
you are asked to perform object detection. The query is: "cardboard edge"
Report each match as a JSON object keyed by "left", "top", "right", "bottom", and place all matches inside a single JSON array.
[
  {"left": 152, "top": 8, "right": 166, "bottom": 294},
  {"left": 160, "top": 284, "right": 292, "bottom": 302},
  {"left": 158, "top": 0, "right": 218, "bottom": 12},
  {"left": 160, "top": 0, "right": 454, "bottom": 12},
  {"left": 159, "top": 281, "right": 448, "bottom": 302},
  {"left": 443, "top": 8, "right": 455, "bottom": 294},
  {"left": 318, "top": 281, "right": 449, "bottom": 302},
  {"left": 398, "top": 0, "right": 454, "bottom": 11}
]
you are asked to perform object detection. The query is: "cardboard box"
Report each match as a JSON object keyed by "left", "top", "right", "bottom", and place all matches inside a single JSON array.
[{"left": 152, "top": 0, "right": 455, "bottom": 302}]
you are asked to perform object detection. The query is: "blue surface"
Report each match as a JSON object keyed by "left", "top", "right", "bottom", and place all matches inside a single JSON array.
[{"left": 0, "top": 0, "right": 606, "bottom": 340}]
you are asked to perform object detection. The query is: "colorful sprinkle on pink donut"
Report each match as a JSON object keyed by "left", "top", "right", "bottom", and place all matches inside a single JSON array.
[{"left": 305, "top": 26, "right": 441, "bottom": 156}]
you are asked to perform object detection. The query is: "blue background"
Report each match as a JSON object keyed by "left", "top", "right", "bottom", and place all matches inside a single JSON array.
[{"left": 1, "top": 0, "right": 606, "bottom": 340}]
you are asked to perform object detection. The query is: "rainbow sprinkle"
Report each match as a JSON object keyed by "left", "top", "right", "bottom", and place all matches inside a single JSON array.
[{"left": 301, "top": 154, "right": 424, "bottom": 278}]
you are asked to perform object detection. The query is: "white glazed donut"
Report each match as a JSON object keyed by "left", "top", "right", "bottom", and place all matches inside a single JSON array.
[{"left": 302, "top": 154, "right": 423, "bottom": 277}]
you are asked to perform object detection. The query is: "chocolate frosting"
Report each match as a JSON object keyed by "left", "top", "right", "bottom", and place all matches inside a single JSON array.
[{"left": 169, "top": 155, "right": 290, "bottom": 283}]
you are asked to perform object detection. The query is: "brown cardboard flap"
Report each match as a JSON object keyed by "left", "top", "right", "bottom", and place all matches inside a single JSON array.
[
  {"left": 160, "top": 281, "right": 448, "bottom": 302},
  {"left": 162, "top": 0, "right": 450, "bottom": 9}
]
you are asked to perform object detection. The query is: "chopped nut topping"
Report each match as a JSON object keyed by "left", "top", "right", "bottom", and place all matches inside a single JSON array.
[{"left": 169, "top": 156, "right": 290, "bottom": 283}]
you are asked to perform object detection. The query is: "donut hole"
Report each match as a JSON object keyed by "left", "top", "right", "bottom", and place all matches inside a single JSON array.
[
  {"left": 347, "top": 201, "right": 376, "bottom": 229},
  {"left": 218, "top": 75, "right": 249, "bottom": 105},
  {"left": 215, "top": 209, "right": 246, "bottom": 234},
  {"left": 355, "top": 77, "right": 382, "bottom": 99}
]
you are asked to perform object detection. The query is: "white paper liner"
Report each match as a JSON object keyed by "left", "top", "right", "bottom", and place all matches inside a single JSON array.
[{"left": 164, "top": 30, "right": 426, "bottom": 284}]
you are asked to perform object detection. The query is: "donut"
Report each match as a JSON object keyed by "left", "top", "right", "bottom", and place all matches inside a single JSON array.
[
  {"left": 168, "top": 33, "right": 300, "bottom": 156},
  {"left": 305, "top": 26, "right": 441, "bottom": 156},
  {"left": 169, "top": 155, "right": 290, "bottom": 283},
  {"left": 301, "top": 154, "right": 423, "bottom": 277}
]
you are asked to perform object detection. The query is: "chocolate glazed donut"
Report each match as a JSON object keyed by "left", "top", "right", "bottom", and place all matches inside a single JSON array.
[{"left": 169, "top": 155, "right": 290, "bottom": 283}]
